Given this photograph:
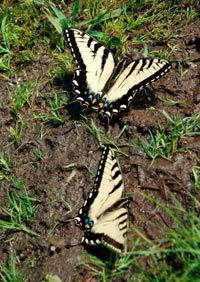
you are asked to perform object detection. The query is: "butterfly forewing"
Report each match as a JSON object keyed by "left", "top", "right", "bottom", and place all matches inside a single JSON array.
[
  {"left": 65, "top": 28, "right": 115, "bottom": 98},
  {"left": 88, "top": 146, "right": 124, "bottom": 222}
]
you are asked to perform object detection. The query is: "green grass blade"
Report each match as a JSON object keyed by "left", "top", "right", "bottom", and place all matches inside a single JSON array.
[
  {"left": 1, "top": 15, "right": 10, "bottom": 52},
  {"left": 71, "top": 0, "right": 80, "bottom": 25},
  {"left": 44, "top": 2, "right": 68, "bottom": 33},
  {"left": 87, "top": 8, "right": 124, "bottom": 31}
]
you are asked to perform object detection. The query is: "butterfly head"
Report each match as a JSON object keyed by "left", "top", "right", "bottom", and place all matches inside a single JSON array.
[
  {"left": 98, "top": 96, "right": 107, "bottom": 109},
  {"left": 84, "top": 217, "right": 94, "bottom": 229},
  {"left": 92, "top": 93, "right": 102, "bottom": 104},
  {"left": 81, "top": 93, "right": 103, "bottom": 110},
  {"left": 75, "top": 216, "right": 94, "bottom": 230}
]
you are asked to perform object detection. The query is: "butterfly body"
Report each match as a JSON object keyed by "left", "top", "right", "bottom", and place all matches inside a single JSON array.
[
  {"left": 65, "top": 28, "right": 172, "bottom": 123},
  {"left": 75, "top": 146, "right": 129, "bottom": 253}
]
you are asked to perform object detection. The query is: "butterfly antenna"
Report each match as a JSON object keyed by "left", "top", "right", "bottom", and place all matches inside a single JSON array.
[
  {"left": 49, "top": 240, "right": 82, "bottom": 254},
  {"left": 64, "top": 242, "right": 82, "bottom": 249},
  {"left": 58, "top": 217, "right": 76, "bottom": 226}
]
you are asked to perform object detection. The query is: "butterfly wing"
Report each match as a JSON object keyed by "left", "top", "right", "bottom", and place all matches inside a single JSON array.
[
  {"left": 75, "top": 146, "right": 129, "bottom": 253},
  {"left": 100, "top": 58, "right": 172, "bottom": 118},
  {"left": 76, "top": 146, "right": 124, "bottom": 226},
  {"left": 65, "top": 28, "right": 115, "bottom": 106}
]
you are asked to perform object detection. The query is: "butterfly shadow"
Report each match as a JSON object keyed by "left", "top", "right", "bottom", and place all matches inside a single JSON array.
[
  {"left": 129, "top": 87, "right": 157, "bottom": 110},
  {"left": 48, "top": 239, "right": 118, "bottom": 269},
  {"left": 82, "top": 243, "right": 119, "bottom": 269}
]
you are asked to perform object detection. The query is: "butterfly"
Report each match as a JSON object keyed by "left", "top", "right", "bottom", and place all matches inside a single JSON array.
[
  {"left": 65, "top": 28, "right": 172, "bottom": 123},
  {"left": 75, "top": 146, "right": 129, "bottom": 253}
]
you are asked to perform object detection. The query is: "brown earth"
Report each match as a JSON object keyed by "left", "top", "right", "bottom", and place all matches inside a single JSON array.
[{"left": 0, "top": 23, "right": 200, "bottom": 281}]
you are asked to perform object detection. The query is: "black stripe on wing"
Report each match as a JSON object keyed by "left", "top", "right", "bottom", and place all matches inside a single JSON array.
[
  {"left": 102, "top": 210, "right": 128, "bottom": 253},
  {"left": 101, "top": 49, "right": 110, "bottom": 75},
  {"left": 93, "top": 146, "right": 123, "bottom": 196},
  {"left": 109, "top": 179, "right": 123, "bottom": 194},
  {"left": 101, "top": 234, "right": 124, "bottom": 253}
]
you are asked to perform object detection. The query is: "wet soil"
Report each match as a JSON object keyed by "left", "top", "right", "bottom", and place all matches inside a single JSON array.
[{"left": 0, "top": 24, "right": 200, "bottom": 281}]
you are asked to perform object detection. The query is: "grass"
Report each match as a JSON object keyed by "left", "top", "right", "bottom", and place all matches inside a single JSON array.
[
  {"left": 159, "top": 97, "right": 192, "bottom": 107},
  {"left": 83, "top": 119, "right": 131, "bottom": 155},
  {"left": 48, "top": 52, "right": 73, "bottom": 81},
  {"left": 0, "top": 1, "right": 199, "bottom": 78},
  {"left": 7, "top": 119, "right": 24, "bottom": 146},
  {"left": 0, "top": 252, "right": 23, "bottom": 282},
  {"left": 0, "top": 181, "right": 38, "bottom": 236},
  {"left": 84, "top": 119, "right": 116, "bottom": 148},
  {"left": 33, "top": 148, "right": 44, "bottom": 161},
  {"left": 193, "top": 163, "right": 200, "bottom": 191},
  {"left": 48, "top": 92, "right": 65, "bottom": 123},
  {"left": 0, "top": 0, "right": 198, "bottom": 84},
  {"left": 32, "top": 91, "right": 66, "bottom": 124},
  {"left": 136, "top": 111, "right": 200, "bottom": 162},
  {"left": 0, "top": 15, "right": 11, "bottom": 71},
  {"left": 9, "top": 81, "right": 37, "bottom": 115},
  {"left": 38, "top": 0, "right": 200, "bottom": 61},
  {"left": 0, "top": 154, "right": 11, "bottom": 181}
]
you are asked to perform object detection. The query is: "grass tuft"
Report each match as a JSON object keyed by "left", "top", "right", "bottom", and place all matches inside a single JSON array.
[
  {"left": 9, "top": 81, "right": 37, "bottom": 115},
  {"left": 0, "top": 181, "right": 38, "bottom": 236},
  {"left": 0, "top": 154, "right": 11, "bottom": 181},
  {"left": 136, "top": 112, "right": 200, "bottom": 162},
  {"left": 33, "top": 91, "right": 66, "bottom": 124},
  {"left": 0, "top": 15, "right": 11, "bottom": 71},
  {"left": 0, "top": 252, "right": 23, "bottom": 282}
]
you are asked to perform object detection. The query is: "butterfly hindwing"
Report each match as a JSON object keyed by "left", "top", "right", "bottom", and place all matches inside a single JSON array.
[{"left": 91, "top": 199, "right": 129, "bottom": 252}]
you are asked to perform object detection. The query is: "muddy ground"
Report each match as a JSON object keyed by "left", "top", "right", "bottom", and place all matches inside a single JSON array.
[{"left": 0, "top": 23, "right": 200, "bottom": 281}]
